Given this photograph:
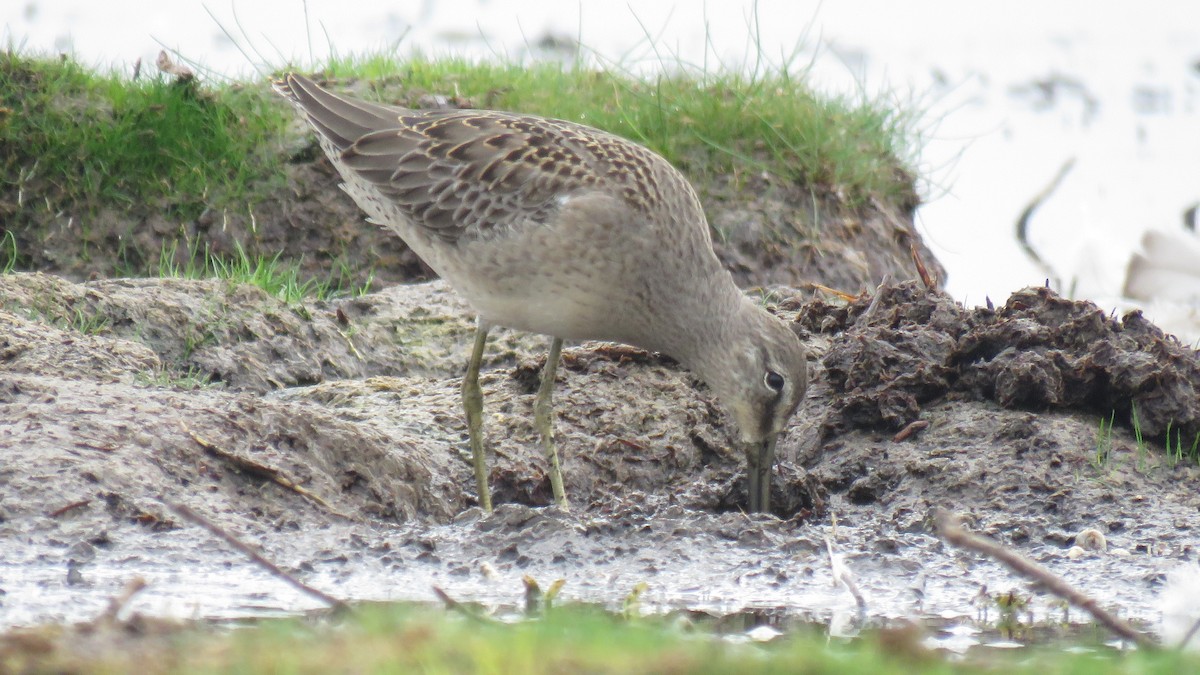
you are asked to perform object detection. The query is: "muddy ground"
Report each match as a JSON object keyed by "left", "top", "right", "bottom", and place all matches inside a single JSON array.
[
  {"left": 3, "top": 258, "right": 1200, "bottom": 640},
  {"left": 2, "top": 113, "right": 1200, "bottom": 642}
]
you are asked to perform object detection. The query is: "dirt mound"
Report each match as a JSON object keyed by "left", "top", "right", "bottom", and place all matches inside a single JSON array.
[
  {"left": 5, "top": 271, "right": 1198, "bottom": 528},
  {"left": 777, "top": 280, "right": 1200, "bottom": 557},
  {"left": 805, "top": 281, "right": 1200, "bottom": 441},
  {"left": 7, "top": 69, "right": 941, "bottom": 299},
  {"left": 0, "top": 272, "right": 823, "bottom": 531},
  {"left": 4, "top": 271, "right": 1199, "bottom": 631}
]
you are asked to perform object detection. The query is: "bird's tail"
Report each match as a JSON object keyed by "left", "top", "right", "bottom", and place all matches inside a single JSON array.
[{"left": 273, "top": 73, "right": 404, "bottom": 153}]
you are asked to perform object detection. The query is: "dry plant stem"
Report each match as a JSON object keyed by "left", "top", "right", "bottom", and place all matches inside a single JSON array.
[
  {"left": 166, "top": 500, "right": 349, "bottom": 612},
  {"left": 909, "top": 243, "right": 937, "bottom": 289},
  {"left": 825, "top": 537, "right": 867, "bottom": 611},
  {"left": 1015, "top": 157, "right": 1075, "bottom": 290},
  {"left": 48, "top": 500, "right": 92, "bottom": 518},
  {"left": 935, "top": 509, "right": 1155, "bottom": 650},
  {"left": 180, "top": 420, "right": 353, "bottom": 520},
  {"left": 810, "top": 282, "right": 861, "bottom": 302},
  {"left": 1180, "top": 616, "right": 1200, "bottom": 651},
  {"left": 96, "top": 577, "right": 148, "bottom": 623},
  {"left": 432, "top": 586, "right": 497, "bottom": 624},
  {"left": 862, "top": 274, "right": 893, "bottom": 321},
  {"left": 892, "top": 420, "right": 929, "bottom": 442}
]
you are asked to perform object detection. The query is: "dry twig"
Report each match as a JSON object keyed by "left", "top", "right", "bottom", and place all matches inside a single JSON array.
[
  {"left": 809, "top": 282, "right": 862, "bottom": 303},
  {"left": 935, "top": 509, "right": 1154, "bottom": 650},
  {"left": 892, "top": 420, "right": 930, "bottom": 442},
  {"left": 1015, "top": 158, "right": 1075, "bottom": 291},
  {"left": 910, "top": 243, "right": 937, "bottom": 290},
  {"left": 166, "top": 500, "right": 349, "bottom": 612},
  {"left": 432, "top": 586, "right": 496, "bottom": 623},
  {"left": 181, "top": 420, "right": 353, "bottom": 520},
  {"left": 1180, "top": 616, "right": 1200, "bottom": 651},
  {"left": 96, "top": 577, "right": 148, "bottom": 624},
  {"left": 825, "top": 537, "right": 867, "bottom": 611}
]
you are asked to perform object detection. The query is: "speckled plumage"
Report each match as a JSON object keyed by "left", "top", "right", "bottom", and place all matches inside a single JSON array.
[{"left": 276, "top": 73, "right": 807, "bottom": 512}]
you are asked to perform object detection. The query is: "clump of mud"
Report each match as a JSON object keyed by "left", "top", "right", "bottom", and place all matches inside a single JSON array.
[
  {"left": 800, "top": 281, "right": 1200, "bottom": 442},
  {"left": 779, "top": 280, "right": 1200, "bottom": 563}
]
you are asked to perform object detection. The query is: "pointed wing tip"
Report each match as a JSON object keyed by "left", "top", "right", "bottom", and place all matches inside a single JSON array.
[{"left": 272, "top": 72, "right": 308, "bottom": 104}]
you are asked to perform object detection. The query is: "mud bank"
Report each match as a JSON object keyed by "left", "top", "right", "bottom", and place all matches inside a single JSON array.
[{"left": 2, "top": 270, "right": 1198, "bottom": 637}]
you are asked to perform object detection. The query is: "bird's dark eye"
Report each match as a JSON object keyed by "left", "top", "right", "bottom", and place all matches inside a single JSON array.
[{"left": 764, "top": 370, "right": 785, "bottom": 393}]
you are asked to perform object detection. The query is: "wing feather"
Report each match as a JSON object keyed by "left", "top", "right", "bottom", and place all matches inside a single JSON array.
[{"left": 278, "top": 73, "right": 666, "bottom": 244}]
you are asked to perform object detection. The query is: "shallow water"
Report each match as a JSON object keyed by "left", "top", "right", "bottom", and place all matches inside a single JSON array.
[{"left": 0, "top": 505, "right": 1178, "bottom": 652}]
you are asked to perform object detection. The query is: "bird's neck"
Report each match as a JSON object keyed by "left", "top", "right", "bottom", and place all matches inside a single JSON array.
[{"left": 657, "top": 272, "right": 756, "bottom": 380}]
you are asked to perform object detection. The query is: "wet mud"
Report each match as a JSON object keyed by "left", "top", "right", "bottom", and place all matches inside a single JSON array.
[{"left": 3, "top": 267, "right": 1199, "bottom": 641}]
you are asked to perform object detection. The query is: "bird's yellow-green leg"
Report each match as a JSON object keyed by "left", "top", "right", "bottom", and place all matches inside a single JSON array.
[
  {"left": 463, "top": 321, "right": 492, "bottom": 513},
  {"left": 533, "top": 336, "right": 569, "bottom": 510}
]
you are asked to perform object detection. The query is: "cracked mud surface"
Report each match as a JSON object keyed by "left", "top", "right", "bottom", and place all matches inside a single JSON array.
[{"left": 3, "top": 268, "right": 1199, "bottom": 639}]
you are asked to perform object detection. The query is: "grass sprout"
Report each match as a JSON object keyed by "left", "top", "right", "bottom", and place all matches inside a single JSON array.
[
  {"left": 1, "top": 230, "right": 17, "bottom": 273},
  {"left": 158, "top": 238, "right": 342, "bottom": 303},
  {"left": 1092, "top": 411, "right": 1115, "bottom": 471}
]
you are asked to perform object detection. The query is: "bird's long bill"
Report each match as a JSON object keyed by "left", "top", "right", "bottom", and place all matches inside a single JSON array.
[{"left": 746, "top": 434, "right": 778, "bottom": 513}]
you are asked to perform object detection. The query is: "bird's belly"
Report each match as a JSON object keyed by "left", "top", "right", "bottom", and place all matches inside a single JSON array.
[
  {"left": 352, "top": 184, "right": 663, "bottom": 345},
  {"left": 404, "top": 231, "right": 654, "bottom": 344},
  {"left": 461, "top": 282, "right": 632, "bottom": 342}
]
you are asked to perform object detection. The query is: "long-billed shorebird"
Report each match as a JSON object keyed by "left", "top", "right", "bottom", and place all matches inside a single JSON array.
[{"left": 276, "top": 73, "right": 807, "bottom": 513}]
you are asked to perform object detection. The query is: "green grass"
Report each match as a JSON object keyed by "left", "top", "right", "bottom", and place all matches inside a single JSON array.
[
  {"left": 66, "top": 306, "right": 110, "bottom": 335},
  {"left": 1, "top": 45, "right": 916, "bottom": 235},
  {"left": 6, "top": 300, "right": 111, "bottom": 338},
  {"left": 0, "top": 46, "right": 918, "bottom": 285},
  {"left": 1165, "top": 421, "right": 1200, "bottom": 468},
  {"left": 322, "top": 54, "right": 919, "bottom": 210},
  {"left": 158, "top": 238, "right": 369, "bottom": 303},
  {"left": 1132, "top": 403, "right": 1151, "bottom": 474},
  {"left": 1092, "top": 408, "right": 1200, "bottom": 474},
  {"left": 3, "top": 603, "right": 1195, "bottom": 674},
  {"left": 0, "top": 230, "right": 16, "bottom": 273},
  {"left": 135, "top": 366, "right": 216, "bottom": 390},
  {"left": 0, "top": 51, "right": 289, "bottom": 222}
]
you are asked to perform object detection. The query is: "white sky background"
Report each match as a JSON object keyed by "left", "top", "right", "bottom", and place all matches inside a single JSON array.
[{"left": 5, "top": 0, "right": 1200, "bottom": 335}]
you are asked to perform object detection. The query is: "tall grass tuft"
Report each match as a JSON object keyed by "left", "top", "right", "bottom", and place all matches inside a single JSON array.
[
  {"left": 319, "top": 54, "right": 920, "bottom": 209},
  {"left": 0, "top": 51, "right": 289, "bottom": 221}
]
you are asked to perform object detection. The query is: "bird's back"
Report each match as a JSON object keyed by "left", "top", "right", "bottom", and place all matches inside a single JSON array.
[
  {"left": 276, "top": 74, "right": 726, "bottom": 346},
  {"left": 277, "top": 75, "right": 705, "bottom": 244}
]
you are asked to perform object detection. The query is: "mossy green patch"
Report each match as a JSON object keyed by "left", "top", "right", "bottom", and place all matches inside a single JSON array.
[
  {"left": 1, "top": 48, "right": 919, "bottom": 289},
  {"left": 0, "top": 51, "right": 289, "bottom": 222},
  {"left": 323, "top": 54, "right": 919, "bottom": 208}
]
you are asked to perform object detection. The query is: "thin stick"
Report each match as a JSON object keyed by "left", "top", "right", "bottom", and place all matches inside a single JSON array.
[
  {"left": 166, "top": 500, "right": 349, "bottom": 611},
  {"left": 432, "top": 586, "right": 495, "bottom": 624},
  {"left": 892, "top": 420, "right": 929, "bottom": 442},
  {"left": 180, "top": 420, "right": 354, "bottom": 520},
  {"left": 935, "top": 509, "right": 1154, "bottom": 650},
  {"left": 910, "top": 243, "right": 937, "bottom": 290},
  {"left": 1179, "top": 616, "right": 1200, "bottom": 651},
  {"left": 95, "top": 577, "right": 148, "bottom": 623},
  {"left": 1015, "top": 158, "right": 1075, "bottom": 292},
  {"left": 825, "top": 537, "right": 867, "bottom": 611},
  {"left": 861, "top": 274, "right": 893, "bottom": 321}
]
